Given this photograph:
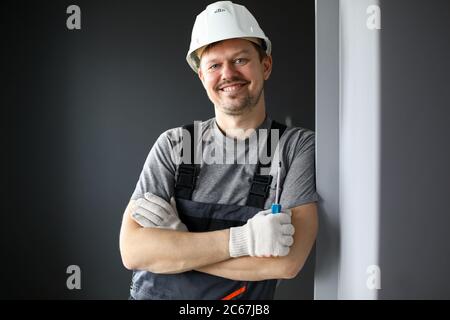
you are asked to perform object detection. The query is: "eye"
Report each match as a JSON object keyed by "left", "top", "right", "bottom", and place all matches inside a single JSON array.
[
  {"left": 209, "top": 63, "right": 220, "bottom": 71},
  {"left": 234, "top": 58, "right": 248, "bottom": 65}
]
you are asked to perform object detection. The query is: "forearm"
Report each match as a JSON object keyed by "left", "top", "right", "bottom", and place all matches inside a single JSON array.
[
  {"left": 196, "top": 203, "right": 319, "bottom": 281},
  {"left": 120, "top": 203, "right": 230, "bottom": 274},
  {"left": 196, "top": 256, "right": 290, "bottom": 281}
]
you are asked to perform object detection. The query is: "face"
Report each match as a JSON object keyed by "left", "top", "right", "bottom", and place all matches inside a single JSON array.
[{"left": 198, "top": 38, "right": 272, "bottom": 116}]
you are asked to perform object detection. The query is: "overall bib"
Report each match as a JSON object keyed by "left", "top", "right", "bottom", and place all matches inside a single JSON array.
[{"left": 130, "top": 121, "right": 287, "bottom": 300}]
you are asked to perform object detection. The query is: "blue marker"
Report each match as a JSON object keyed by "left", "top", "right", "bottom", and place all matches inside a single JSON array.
[{"left": 271, "top": 162, "right": 282, "bottom": 214}]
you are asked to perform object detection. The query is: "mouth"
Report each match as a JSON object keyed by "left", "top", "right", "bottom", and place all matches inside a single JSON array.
[{"left": 218, "top": 82, "right": 249, "bottom": 93}]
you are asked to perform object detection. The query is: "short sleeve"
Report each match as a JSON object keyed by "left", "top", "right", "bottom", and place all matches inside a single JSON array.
[
  {"left": 130, "top": 130, "right": 177, "bottom": 202},
  {"left": 280, "top": 129, "right": 319, "bottom": 209}
]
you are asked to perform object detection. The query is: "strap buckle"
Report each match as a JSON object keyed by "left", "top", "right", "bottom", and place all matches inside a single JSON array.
[
  {"left": 248, "top": 174, "right": 273, "bottom": 198},
  {"left": 175, "top": 164, "right": 198, "bottom": 189}
]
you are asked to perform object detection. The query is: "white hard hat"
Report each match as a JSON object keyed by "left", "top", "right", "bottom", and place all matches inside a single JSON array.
[{"left": 186, "top": 1, "right": 272, "bottom": 73}]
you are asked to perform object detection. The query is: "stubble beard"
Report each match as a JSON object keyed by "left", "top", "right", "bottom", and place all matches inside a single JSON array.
[{"left": 217, "top": 86, "right": 264, "bottom": 116}]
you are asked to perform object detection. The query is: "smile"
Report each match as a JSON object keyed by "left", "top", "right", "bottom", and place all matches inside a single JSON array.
[{"left": 219, "top": 83, "right": 248, "bottom": 92}]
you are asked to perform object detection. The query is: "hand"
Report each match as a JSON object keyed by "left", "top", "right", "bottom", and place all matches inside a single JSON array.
[
  {"left": 131, "top": 193, "right": 188, "bottom": 231},
  {"left": 229, "top": 209, "right": 294, "bottom": 258}
]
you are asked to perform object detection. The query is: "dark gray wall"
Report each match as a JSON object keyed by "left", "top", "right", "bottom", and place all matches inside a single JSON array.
[
  {"left": 3, "top": 0, "right": 315, "bottom": 299},
  {"left": 379, "top": 0, "right": 450, "bottom": 299}
]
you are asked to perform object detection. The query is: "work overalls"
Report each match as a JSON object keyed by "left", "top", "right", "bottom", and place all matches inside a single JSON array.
[{"left": 130, "top": 121, "right": 287, "bottom": 300}]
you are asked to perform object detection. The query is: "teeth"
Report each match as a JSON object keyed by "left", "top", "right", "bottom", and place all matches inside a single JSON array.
[{"left": 222, "top": 84, "right": 242, "bottom": 92}]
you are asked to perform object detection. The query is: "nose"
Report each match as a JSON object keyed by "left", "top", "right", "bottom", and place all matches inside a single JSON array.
[{"left": 221, "top": 61, "right": 239, "bottom": 80}]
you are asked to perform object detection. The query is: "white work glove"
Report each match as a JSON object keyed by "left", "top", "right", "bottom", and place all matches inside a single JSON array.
[
  {"left": 132, "top": 192, "right": 188, "bottom": 231},
  {"left": 229, "top": 209, "right": 294, "bottom": 258}
]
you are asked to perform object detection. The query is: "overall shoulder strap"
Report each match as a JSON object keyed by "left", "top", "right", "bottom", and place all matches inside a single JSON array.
[
  {"left": 174, "top": 124, "right": 200, "bottom": 200},
  {"left": 246, "top": 120, "right": 287, "bottom": 209}
]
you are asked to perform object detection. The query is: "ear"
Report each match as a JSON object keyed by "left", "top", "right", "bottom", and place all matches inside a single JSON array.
[
  {"left": 262, "top": 55, "right": 273, "bottom": 80},
  {"left": 198, "top": 67, "right": 205, "bottom": 83}
]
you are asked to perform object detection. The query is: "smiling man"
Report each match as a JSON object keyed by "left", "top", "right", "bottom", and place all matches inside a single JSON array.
[
  {"left": 119, "top": 1, "right": 319, "bottom": 300},
  {"left": 199, "top": 38, "right": 269, "bottom": 117}
]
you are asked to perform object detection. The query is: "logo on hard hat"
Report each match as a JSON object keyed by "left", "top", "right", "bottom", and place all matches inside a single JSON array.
[{"left": 214, "top": 8, "right": 226, "bottom": 13}]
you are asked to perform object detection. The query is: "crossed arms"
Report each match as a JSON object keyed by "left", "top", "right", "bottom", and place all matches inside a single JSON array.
[{"left": 119, "top": 200, "right": 318, "bottom": 281}]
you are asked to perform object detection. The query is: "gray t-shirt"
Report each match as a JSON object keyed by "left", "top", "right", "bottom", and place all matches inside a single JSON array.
[{"left": 131, "top": 116, "right": 318, "bottom": 209}]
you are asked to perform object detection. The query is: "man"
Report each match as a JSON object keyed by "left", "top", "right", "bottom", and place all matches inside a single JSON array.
[{"left": 119, "top": 1, "right": 318, "bottom": 300}]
